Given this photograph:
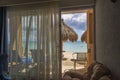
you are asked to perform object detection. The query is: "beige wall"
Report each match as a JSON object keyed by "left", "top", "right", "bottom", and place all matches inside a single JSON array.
[
  {"left": 0, "top": 0, "right": 95, "bottom": 7},
  {"left": 96, "top": 0, "right": 120, "bottom": 80}
]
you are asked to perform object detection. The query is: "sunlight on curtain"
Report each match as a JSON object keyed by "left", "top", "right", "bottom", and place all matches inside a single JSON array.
[{"left": 7, "top": 2, "right": 60, "bottom": 80}]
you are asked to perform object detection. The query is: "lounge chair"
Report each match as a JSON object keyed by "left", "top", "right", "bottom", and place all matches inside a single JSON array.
[
  {"left": 30, "top": 49, "right": 43, "bottom": 63},
  {"left": 8, "top": 50, "right": 22, "bottom": 66},
  {"left": 8, "top": 50, "right": 33, "bottom": 79},
  {"left": 8, "top": 50, "right": 24, "bottom": 79},
  {"left": 71, "top": 52, "right": 87, "bottom": 69}
]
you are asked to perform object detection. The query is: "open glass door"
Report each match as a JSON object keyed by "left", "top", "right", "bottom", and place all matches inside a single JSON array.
[
  {"left": 61, "top": 10, "right": 88, "bottom": 75},
  {"left": 61, "top": 8, "right": 95, "bottom": 79}
]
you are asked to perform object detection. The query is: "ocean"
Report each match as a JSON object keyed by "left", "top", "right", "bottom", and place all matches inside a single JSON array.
[
  {"left": 22, "top": 41, "right": 87, "bottom": 53},
  {"left": 63, "top": 41, "right": 87, "bottom": 52},
  {"left": 22, "top": 41, "right": 87, "bottom": 63}
]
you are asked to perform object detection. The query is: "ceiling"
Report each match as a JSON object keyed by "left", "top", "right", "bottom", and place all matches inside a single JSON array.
[{"left": 0, "top": 0, "right": 95, "bottom": 8}]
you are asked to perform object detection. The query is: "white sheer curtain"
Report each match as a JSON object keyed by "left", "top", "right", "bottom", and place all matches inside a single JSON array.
[{"left": 7, "top": 2, "right": 61, "bottom": 80}]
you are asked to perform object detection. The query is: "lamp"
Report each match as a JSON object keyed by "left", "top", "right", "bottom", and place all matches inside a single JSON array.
[{"left": 111, "top": 0, "right": 117, "bottom": 3}]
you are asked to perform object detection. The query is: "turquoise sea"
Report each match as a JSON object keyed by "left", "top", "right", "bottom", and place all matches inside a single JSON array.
[
  {"left": 22, "top": 41, "right": 87, "bottom": 63},
  {"left": 22, "top": 41, "right": 87, "bottom": 53},
  {"left": 63, "top": 41, "right": 87, "bottom": 52}
]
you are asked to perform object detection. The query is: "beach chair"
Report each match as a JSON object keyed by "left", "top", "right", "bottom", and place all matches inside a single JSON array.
[
  {"left": 9, "top": 50, "right": 22, "bottom": 66},
  {"left": 8, "top": 50, "right": 24, "bottom": 78},
  {"left": 30, "top": 49, "right": 43, "bottom": 63},
  {"left": 71, "top": 52, "right": 87, "bottom": 69},
  {"left": 30, "top": 49, "right": 37, "bottom": 63},
  {"left": 9, "top": 50, "right": 34, "bottom": 79}
]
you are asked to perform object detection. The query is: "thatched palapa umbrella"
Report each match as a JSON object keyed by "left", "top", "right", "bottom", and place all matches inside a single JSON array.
[
  {"left": 61, "top": 19, "right": 78, "bottom": 42},
  {"left": 81, "top": 30, "right": 87, "bottom": 42}
]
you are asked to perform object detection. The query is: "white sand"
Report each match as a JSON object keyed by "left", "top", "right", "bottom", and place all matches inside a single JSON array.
[
  {"left": 63, "top": 52, "right": 74, "bottom": 60},
  {"left": 62, "top": 52, "right": 84, "bottom": 73}
]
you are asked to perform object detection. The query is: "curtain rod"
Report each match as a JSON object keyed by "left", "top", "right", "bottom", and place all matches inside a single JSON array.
[{"left": 0, "top": 0, "right": 59, "bottom": 7}]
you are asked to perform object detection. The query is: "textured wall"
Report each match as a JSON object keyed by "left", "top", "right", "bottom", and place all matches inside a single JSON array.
[
  {"left": 0, "top": 0, "right": 95, "bottom": 7},
  {"left": 96, "top": 0, "right": 120, "bottom": 80}
]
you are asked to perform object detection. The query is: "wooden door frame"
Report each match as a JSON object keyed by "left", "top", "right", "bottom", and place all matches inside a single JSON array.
[{"left": 86, "top": 9, "right": 94, "bottom": 66}]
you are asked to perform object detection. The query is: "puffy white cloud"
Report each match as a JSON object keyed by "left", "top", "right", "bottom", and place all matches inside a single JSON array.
[
  {"left": 62, "top": 13, "right": 87, "bottom": 23},
  {"left": 62, "top": 13, "right": 87, "bottom": 31},
  {"left": 62, "top": 14, "right": 74, "bottom": 20},
  {"left": 75, "top": 13, "right": 87, "bottom": 22}
]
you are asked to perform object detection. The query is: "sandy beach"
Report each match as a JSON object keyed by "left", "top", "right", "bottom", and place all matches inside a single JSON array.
[{"left": 62, "top": 51, "right": 85, "bottom": 73}]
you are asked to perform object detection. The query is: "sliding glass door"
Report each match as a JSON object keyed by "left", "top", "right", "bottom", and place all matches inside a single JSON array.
[{"left": 7, "top": 2, "right": 61, "bottom": 80}]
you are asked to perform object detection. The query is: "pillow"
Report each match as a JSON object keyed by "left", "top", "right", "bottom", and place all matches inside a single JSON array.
[
  {"left": 87, "top": 61, "right": 99, "bottom": 75},
  {"left": 99, "top": 75, "right": 111, "bottom": 80},
  {"left": 72, "top": 78, "right": 80, "bottom": 80},
  {"left": 63, "top": 71, "right": 83, "bottom": 80},
  {"left": 90, "top": 63, "right": 111, "bottom": 80},
  {"left": 62, "top": 75, "right": 72, "bottom": 80},
  {"left": 82, "top": 72, "right": 90, "bottom": 80},
  {"left": 85, "top": 61, "right": 99, "bottom": 79}
]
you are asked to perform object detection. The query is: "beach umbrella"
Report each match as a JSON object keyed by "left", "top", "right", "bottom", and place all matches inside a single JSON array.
[
  {"left": 61, "top": 19, "right": 78, "bottom": 42},
  {"left": 81, "top": 30, "right": 87, "bottom": 42}
]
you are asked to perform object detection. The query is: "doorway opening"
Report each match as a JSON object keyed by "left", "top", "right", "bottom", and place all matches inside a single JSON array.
[{"left": 61, "top": 9, "right": 94, "bottom": 75}]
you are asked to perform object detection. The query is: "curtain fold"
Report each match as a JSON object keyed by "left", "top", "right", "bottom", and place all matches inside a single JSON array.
[
  {"left": 8, "top": 2, "right": 60, "bottom": 80},
  {"left": 9, "top": 12, "right": 23, "bottom": 58},
  {"left": 0, "top": 7, "right": 8, "bottom": 74}
]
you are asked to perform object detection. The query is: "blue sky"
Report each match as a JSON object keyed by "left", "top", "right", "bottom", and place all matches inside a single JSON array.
[{"left": 62, "top": 13, "right": 87, "bottom": 41}]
